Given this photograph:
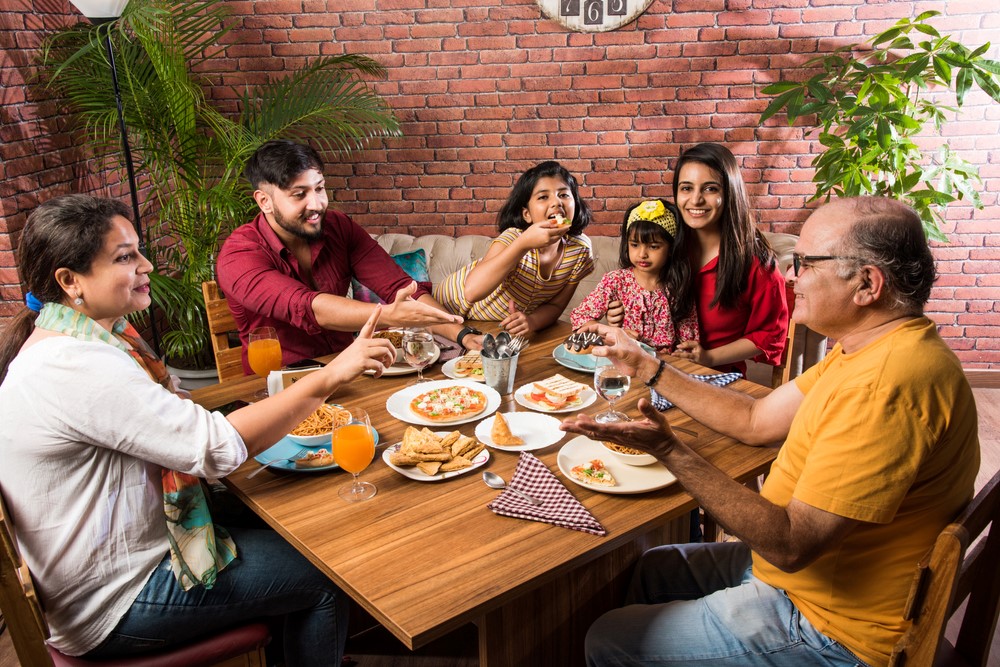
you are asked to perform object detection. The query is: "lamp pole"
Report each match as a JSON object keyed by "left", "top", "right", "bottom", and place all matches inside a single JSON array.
[{"left": 69, "top": 0, "right": 161, "bottom": 355}]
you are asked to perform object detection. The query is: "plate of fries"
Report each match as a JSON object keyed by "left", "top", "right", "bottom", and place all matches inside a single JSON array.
[{"left": 382, "top": 427, "right": 489, "bottom": 481}]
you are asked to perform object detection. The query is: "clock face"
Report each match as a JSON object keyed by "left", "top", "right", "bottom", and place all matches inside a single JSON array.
[{"left": 536, "top": 0, "right": 655, "bottom": 32}]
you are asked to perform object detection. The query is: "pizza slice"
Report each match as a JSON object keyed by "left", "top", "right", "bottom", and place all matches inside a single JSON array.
[{"left": 570, "top": 459, "right": 617, "bottom": 487}]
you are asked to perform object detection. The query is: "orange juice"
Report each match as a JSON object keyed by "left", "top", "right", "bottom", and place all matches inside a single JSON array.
[
  {"left": 333, "top": 424, "right": 375, "bottom": 474},
  {"left": 247, "top": 339, "right": 282, "bottom": 378}
]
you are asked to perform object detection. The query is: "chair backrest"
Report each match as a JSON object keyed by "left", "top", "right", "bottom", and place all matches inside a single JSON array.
[
  {"left": 771, "top": 319, "right": 828, "bottom": 388},
  {"left": 0, "top": 490, "right": 56, "bottom": 666},
  {"left": 202, "top": 281, "right": 245, "bottom": 383},
  {"left": 890, "top": 468, "right": 1000, "bottom": 667}
]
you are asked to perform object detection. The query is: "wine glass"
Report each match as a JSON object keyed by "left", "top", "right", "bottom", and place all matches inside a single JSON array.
[
  {"left": 594, "top": 360, "right": 631, "bottom": 423},
  {"left": 332, "top": 407, "right": 376, "bottom": 502},
  {"left": 402, "top": 328, "right": 437, "bottom": 383},
  {"left": 247, "top": 326, "right": 282, "bottom": 400}
]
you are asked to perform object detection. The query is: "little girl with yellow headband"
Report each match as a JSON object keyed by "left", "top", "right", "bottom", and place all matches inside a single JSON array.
[{"left": 570, "top": 199, "right": 699, "bottom": 352}]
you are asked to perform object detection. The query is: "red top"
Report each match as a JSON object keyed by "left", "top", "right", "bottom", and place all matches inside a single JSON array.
[
  {"left": 216, "top": 210, "right": 431, "bottom": 373},
  {"left": 695, "top": 255, "right": 789, "bottom": 375}
]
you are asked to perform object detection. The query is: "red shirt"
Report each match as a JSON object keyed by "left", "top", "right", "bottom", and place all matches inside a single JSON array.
[
  {"left": 695, "top": 255, "right": 788, "bottom": 375},
  {"left": 216, "top": 210, "right": 431, "bottom": 373}
]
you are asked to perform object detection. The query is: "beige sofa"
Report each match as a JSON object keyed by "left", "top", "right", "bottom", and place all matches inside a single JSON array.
[{"left": 374, "top": 232, "right": 799, "bottom": 317}]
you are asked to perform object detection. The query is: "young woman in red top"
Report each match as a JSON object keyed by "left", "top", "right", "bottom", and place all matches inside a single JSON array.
[{"left": 669, "top": 143, "right": 788, "bottom": 376}]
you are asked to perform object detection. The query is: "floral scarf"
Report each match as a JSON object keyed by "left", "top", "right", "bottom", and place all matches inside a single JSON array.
[{"left": 34, "top": 303, "right": 237, "bottom": 590}]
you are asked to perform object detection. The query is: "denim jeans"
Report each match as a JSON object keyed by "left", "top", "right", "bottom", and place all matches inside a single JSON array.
[
  {"left": 586, "top": 542, "right": 871, "bottom": 667},
  {"left": 86, "top": 526, "right": 348, "bottom": 667}
]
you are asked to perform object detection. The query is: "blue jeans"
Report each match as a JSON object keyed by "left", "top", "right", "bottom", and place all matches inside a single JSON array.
[
  {"left": 86, "top": 526, "right": 348, "bottom": 667},
  {"left": 585, "top": 542, "right": 871, "bottom": 667}
]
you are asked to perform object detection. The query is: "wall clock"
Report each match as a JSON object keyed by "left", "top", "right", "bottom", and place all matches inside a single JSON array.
[{"left": 536, "top": 0, "right": 655, "bottom": 33}]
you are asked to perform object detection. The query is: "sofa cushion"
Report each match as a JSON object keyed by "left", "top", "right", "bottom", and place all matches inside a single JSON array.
[{"left": 351, "top": 248, "right": 430, "bottom": 304}]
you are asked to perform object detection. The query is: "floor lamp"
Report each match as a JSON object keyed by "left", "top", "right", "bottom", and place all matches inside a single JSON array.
[{"left": 69, "top": 0, "right": 161, "bottom": 355}]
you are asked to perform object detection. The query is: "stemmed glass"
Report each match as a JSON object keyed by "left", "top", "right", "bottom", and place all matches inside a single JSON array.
[
  {"left": 402, "top": 328, "right": 437, "bottom": 383},
  {"left": 332, "top": 407, "right": 376, "bottom": 502},
  {"left": 247, "top": 326, "right": 282, "bottom": 400},
  {"left": 593, "top": 359, "right": 631, "bottom": 423}
]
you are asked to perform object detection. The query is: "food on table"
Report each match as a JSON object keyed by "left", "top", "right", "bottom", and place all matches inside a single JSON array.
[
  {"left": 525, "top": 374, "right": 587, "bottom": 411},
  {"left": 603, "top": 441, "right": 646, "bottom": 456},
  {"left": 409, "top": 385, "right": 488, "bottom": 422},
  {"left": 373, "top": 329, "right": 404, "bottom": 348},
  {"left": 388, "top": 426, "right": 485, "bottom": 476},
  {"left": 564, "top": 331, "right": 603, "bottom": 354},
  {"left": 453, "top": 350, "right": 484, "bottom": 379},
  {"left": 490, "top": 412, "right": 524, "bottom": 446},
  {"left": 291, "top": 404, "right": 349, "bottom": 436},
  {"left": 570, "top": 459, "right": 617, "bottom": 487},
  {"left": 294, "top": 448, "right": 336, "bottom": 469}
]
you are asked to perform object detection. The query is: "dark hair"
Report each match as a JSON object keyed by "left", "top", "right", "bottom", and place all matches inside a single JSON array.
[
  {"left": 619, "top": 199, "right": 693, "bottom": 321},
  {"left": 671, "top": 142, "right": 775, "bottom": 313},
  {"left": 0, "top": 195, "right": 130, "bottom": 383},
  {"left": 839, "top": 197, "right": 936, "bottom": 312},
  {"left": 496, "top": 161, "right": 592, "bottom": 236},
  {"left": 243, "top": 140, "right": 324, "bottom": 190}
]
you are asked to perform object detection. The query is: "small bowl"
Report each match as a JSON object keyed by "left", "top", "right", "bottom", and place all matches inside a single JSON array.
[
  {"left": 602, "top": 441, "right": 657, "bottom": 466},
  {"left": 373, "top": 329, "right": 406, "bottom": 364},
  {"left": 287, "top": 431, "right": 333, "bottom": 448}
]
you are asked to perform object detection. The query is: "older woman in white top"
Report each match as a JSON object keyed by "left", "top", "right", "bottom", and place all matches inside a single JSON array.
[{"left": 0, "top": 195, "right": 396, "bottom": 664}]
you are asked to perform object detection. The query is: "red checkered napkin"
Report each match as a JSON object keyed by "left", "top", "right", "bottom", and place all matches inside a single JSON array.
[{"left": 487, "top": 452, "right": 607, "bottom": 536}]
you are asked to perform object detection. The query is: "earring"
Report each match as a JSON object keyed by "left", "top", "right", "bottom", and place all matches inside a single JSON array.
[{"left": 74, "top": 296, "right": 83, "bottom": 306}]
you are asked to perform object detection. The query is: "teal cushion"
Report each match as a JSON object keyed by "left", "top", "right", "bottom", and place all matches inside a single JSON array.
[{"left": 351, "top": 249, "right": 430, "bottom": 304}]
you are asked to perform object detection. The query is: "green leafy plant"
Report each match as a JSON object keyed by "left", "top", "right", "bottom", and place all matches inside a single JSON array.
[
  {"left": 38, "top": 0, "right": 400, "bottom": 362},
  {"left": 760, "top": 11, "right": 1000, "bottom": 241}
]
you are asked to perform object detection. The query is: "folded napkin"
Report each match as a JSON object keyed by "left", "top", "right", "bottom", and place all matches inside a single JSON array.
[
  {"left": 487, "top": 452, "right": 607, "bottom": 536},
  {"left": 433, "top": 333, "right": 462, "bottom": 362},
  {"left": 650, "top": 371, "right": 743, "bottom": 411}
]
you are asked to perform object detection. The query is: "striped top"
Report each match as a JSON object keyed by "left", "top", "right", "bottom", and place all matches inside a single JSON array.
[{"left": 433, "top": 228, "right": 594, "bottom": 320}]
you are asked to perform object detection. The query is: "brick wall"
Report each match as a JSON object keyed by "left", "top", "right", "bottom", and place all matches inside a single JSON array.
[{"left": 2, "top": 0, "right": 998, "bottom": 367}]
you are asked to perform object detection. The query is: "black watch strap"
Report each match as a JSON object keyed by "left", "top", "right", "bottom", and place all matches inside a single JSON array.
[
  {"left": 456, "top": 326, "right": 482, "bottom": 348},
  {"left": 644, "top": 359, "right": 667, "bottom": 387}
]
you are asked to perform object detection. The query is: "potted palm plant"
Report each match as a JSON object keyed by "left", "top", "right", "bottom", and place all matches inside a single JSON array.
[
  {"left": 759, "top": 11, "right": 1000, "bottom": 241},
  {"left": 38, "top": 0, "right": 400, "bottom": 370}
]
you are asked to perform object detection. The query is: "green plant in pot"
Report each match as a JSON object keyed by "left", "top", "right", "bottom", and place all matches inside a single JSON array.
[
  {"left": 38, "top": 0, "right": 400, "bottom": 368},
  {"left": 760, "top": 11, "right": 1000, "bottom": 241}
]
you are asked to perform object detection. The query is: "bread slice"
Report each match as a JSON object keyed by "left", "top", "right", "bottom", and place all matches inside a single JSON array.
[
  {"left": 490, "top": 412, "right": 524, "bottom": 446},
  {"left": 454, "top": 350, "right": 483, "bottom": 377}
]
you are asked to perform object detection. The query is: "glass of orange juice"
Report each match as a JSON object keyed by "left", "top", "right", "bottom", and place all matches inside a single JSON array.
[
  {"left": 248, "top": 326, "right": 282, "bottom": 399},
  {"left": 333, "top": 407, "right": 376, "bottom": 502}
]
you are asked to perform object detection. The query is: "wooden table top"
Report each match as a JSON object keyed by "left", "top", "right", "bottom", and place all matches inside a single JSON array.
[{"left": 193, "top": 322, "right": 777, "bottom": 649}]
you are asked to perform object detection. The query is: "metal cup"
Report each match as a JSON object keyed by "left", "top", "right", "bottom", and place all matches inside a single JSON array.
[{"left": 482, "top": 352, "right": 519, "bottom": 395}]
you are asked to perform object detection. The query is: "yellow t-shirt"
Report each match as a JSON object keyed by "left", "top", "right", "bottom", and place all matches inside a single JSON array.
[{"left": 752, "top": 317, "right": 979, "bottom": 667}]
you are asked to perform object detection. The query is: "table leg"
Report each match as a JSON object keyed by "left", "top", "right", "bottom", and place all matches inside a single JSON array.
[{"left": 476, "top": 518, "right": 690, "bottom": 667}]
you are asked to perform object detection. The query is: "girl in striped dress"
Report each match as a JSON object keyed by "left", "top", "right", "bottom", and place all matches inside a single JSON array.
[{"left": 434, "top": 161, "right": 595, "bottom": 336}]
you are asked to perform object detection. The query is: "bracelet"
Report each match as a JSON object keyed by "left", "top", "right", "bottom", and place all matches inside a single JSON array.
[
  {"left": 456, "top": 326, "right": 482, "bottom": 349},
  {"left": 644, "top": 359, "right": 667, "bottom": 387}
]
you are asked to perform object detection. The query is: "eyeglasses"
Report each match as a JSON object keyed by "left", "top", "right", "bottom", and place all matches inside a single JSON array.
[{"left": 791, "top": 253, "right": 866, "bottom": 277}]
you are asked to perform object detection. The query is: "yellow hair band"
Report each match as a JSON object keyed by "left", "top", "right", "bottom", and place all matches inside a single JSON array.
[{"left": 626, "top": 200, "right": 677, "bottom": 238}]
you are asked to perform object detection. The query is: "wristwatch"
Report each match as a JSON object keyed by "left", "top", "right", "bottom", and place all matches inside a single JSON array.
[{"left": 456, "top": 326, "right": 482, "bottom": 349}]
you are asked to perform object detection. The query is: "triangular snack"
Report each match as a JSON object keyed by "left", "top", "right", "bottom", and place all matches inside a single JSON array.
[{"left": 491, "top": 413, "right": 524, "bottom": 446}]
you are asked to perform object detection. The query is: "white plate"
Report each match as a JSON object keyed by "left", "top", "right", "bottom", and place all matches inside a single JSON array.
[
  {"left": 385, "top": 379, "right": 501, "bottom": 426},
  {"left": 513, "top": 382, "right": 597, "bottom": 414},
  {"left": 365, "top": 346, "right": 441, "bottom": 376},
  {"left": 557, "top": 435, "right": 676, "bottom": 494},
  {"left": 382, "top": 437, "right": 490, "bottom": 481},
  {"left": 441, "top": 357, "right": 485, "bottom": 382},
  {"left": 552, "top": 342, "right": 655, "bottom": 374},
  {"left": 474, "top": 412, "right": 565, "bottom": 452}
]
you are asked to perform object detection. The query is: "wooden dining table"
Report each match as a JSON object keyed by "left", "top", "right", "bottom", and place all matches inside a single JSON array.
[{"left": 191, "top": 322, "right": 778, "bottom": 666}]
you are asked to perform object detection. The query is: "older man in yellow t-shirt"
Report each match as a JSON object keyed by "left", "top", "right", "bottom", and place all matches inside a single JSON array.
[{"left": 563, "top": 196, "right": 979, "bottom": 667}]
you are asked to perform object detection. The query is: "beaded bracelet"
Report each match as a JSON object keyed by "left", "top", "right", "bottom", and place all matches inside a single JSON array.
[{"left": 644, "top": 358, "right": 667, "bottom": 387}]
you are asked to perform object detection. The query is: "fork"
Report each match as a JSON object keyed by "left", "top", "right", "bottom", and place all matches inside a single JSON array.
[{"left": 247, "top": 454, "right": 302, "bottom": 479}]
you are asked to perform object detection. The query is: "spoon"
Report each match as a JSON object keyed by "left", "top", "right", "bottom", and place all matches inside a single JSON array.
[
  {"left": 483, "top": 471, "right": 542, "bottom": 505},
  {"left": 482, "top": 333, "right": 497, "bottom": 358}
]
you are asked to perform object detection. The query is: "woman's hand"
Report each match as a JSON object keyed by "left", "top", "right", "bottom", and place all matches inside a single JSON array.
[
  {"left": 499, "top": 299, "right": 530, "bottom": 336},
  {"left": 561, "top": 399, "right": 680, "bottom": 462},
  {"left": 331, "top": 306, "right": 396, "bottom": 380},
  {"left": 674, "top": 339, "right": 709, "bottom": 366},
  {"left": 606, "top": 299, "right": 624, "bottom": 327}
]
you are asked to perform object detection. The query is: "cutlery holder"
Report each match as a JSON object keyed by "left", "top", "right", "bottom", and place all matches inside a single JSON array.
[{"left": 482, "top": 352, "right": 519, "bottom": 395}]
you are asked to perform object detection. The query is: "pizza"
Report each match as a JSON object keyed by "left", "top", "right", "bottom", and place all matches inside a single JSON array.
[
  {"left": 409, "top": 385, "right": 488, "bottom": 422},
  {"left": 570, "top": 459, "right": 617, "bottom": 487}
]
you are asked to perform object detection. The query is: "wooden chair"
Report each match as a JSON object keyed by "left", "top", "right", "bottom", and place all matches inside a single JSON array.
[
  {"left": 889, "top": 468, "right": 1000, "bottom": 667},
  {"left": 771, "top": 319, "right": 828, "bottom": 388},
  {"left": 0, "top": 491, "right": 270, "bottom": 667},
  {"left": 201, "top": 281, "right": 245, "bottom": 383}
]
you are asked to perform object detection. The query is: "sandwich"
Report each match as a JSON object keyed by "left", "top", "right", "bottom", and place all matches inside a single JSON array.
[
  {"left": 453, "top": 350, "right": 483, "bottom": 379},
  {"left": 525, "top": 373, "right": 587, "bottom": 411}
]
